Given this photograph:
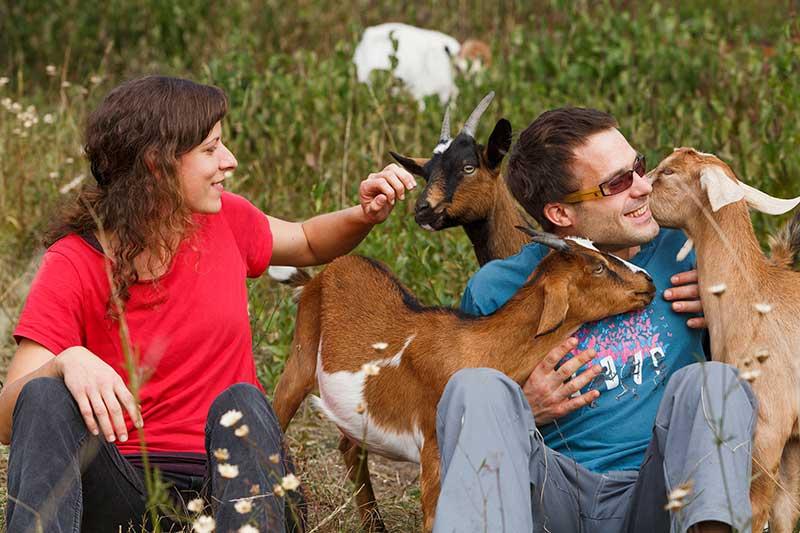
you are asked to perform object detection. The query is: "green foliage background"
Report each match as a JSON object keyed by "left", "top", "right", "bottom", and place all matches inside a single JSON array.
[{"left": 0, "top": 0, "right": 798, "bottom": 529}]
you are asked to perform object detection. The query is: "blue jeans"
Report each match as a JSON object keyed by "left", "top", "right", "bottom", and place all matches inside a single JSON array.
[
  {"left": 434, "top": 363, "right": 757, "bottom": 533},
  {"left": 5, "top": 378, "right": 305, "bottom": 532}
]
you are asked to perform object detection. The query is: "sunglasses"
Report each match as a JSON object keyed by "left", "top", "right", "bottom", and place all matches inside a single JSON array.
[{"left": 562, "top": 153, "right": 646, "bottom": 204}]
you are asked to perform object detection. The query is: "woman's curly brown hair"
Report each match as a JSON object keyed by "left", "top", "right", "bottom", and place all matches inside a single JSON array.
[{"left": 45, "top": 76, "right": 228, "bottom": 310}]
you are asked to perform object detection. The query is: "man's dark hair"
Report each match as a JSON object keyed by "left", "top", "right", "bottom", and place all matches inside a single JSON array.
[{"left": 505, "top": 107, "right": 618, "bottom": 231}]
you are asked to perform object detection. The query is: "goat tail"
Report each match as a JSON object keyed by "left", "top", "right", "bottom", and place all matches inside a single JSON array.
[
  {"left": 268, "top": 266, "right": 312, "bottom": 302},
  {"left": 769, "top": 210, "right": 800, "bottom": 269}
]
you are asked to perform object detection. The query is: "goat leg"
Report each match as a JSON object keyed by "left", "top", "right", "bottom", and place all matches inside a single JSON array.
[
  {"left": 272, "top": 280, "right": 322, "bottom": 431},
  {"left": 768, "top": 438, "right": 800, "bottom": 532},
  {"left": 339, "top": 435, "right": 387, "bottom": 532},
  {"left": 419, "top": 435, "right": 442, "bottom": 533}
]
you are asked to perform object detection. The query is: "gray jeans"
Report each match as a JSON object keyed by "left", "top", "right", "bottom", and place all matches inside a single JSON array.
[{"left": 434, "top": 362, "right": 757, "bottom": 533}]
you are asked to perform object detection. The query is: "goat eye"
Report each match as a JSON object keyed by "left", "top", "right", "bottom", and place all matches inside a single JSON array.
[
  {"left": 662, "top": 168, "right": 674, "bottom": 176},
  {"left": 593, "top": 264, "right": 606, "bottom": 275},
  {"left": 463, "top": 165, "right": 476, "bottom": 174}
]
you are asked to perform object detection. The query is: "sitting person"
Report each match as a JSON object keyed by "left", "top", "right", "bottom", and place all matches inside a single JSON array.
[
  {"left": 433, "top": 108, "right": 757, "bottom": 533},
  {"left": 0, "top": 75, "right": 416, "bottom": 532}
]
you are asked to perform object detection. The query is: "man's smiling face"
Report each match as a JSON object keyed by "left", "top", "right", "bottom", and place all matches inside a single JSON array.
[{"left": 567, "top": 128, "right": 660, "bottom": 251}]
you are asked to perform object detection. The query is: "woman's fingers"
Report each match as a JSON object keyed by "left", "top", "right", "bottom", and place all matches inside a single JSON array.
[
  {"left": 87, "top": 388, "right": 116, "bottom": 442},
  {"left": 115, "top": 381, "right": 143, "bottom": 429},
  {"left": 74, "top": 390, "right": 100, "bottom": 436}
]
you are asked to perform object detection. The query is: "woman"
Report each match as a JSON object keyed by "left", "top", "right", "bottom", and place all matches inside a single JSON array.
[{"left": 0, "top": 76, "right": 415, "bottom": 531}]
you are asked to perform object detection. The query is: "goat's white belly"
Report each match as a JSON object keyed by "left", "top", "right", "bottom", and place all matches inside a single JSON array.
[{"left": 313, "top": 342, "right": 423, "bottom": 463}]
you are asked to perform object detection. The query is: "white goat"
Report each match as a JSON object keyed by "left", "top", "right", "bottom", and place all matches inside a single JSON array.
[
  {"left": 648, "top": 147, "right": 800, "bottom": 532},
  {"left": 352, "top": 22, "right": 490, "bottom": 104}
]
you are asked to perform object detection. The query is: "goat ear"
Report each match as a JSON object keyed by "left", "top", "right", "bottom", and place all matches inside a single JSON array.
[
  {"left": 700, "top": 165, "right": 745, "bottom": 212},
  {"left": 515, "top": 225, "right": 571, "bottom": 253},
  {"left": 536, "top": 278, "right": 570, "bottom": 337},
  {"left": 739, "top": 182, "right": 800, "bottom": 215},
  {"left": 390, "top": 152, "right": 428, "bottom": 177},
  {"left": 485, "top": 118, "right": 512, "bottom": 170}
]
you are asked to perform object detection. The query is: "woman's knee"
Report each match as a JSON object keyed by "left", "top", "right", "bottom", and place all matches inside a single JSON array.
[
  {"left": 16, "top": 377, "right": 77, "bottom": 418},
  {"left": 207, "top": 383, "right": 281, "bottom": 437}
]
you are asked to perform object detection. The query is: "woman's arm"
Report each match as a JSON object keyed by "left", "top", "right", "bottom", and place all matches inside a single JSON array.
[
  {"left": 0, "top": 340, "right": 142, "bottom": 445},
  {"left": 269, "top": 163, "right": 416, "bottom": 266}
]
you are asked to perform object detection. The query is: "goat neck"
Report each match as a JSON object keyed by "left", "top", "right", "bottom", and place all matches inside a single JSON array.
[
  {"left": 455, "top": 280, "right": 580, "bottom": 384},
  {"left": 689, "top": 201, "right": 774, "bottom": 361},
  {"left": 463, "top": 176, "right": 530, "bottom": 265}
]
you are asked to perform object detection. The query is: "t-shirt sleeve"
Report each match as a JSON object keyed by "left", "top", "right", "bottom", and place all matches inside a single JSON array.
[
  {"left": 13, "top": 250, "right": 84, "bottom": 354},
  {"left": 220, "top": 192, "right": 273, "bottom": 277}
]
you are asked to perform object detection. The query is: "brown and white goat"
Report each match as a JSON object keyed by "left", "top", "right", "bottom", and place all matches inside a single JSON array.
[
  {"left": 391, "top": 92, "right": 531, "bottom": 266},
  {"left": 271, "top": 229, "right": 655, "bottom": 531},
  {"left": 648, "top": 147, "right": 800, "bottom": 532}
]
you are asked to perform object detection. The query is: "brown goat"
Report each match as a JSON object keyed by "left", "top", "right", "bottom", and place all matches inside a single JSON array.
[
  {"left": 271, "top": 229, "right": 655, "bottom": 531},
  {"left": 648, "top": 147, "right": 800, "bottom": 532},
  {"left": 392, "top": 92, "right": 531, "bottom": 266}
]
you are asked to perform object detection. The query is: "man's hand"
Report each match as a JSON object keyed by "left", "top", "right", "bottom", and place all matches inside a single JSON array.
[
  {"left": 663, "top": 269, "right": 706, "bottom": 329},
  {"left": 56, "top": 347, "right": 143, "bottom": 443},
  {"left": 359, "top": 163, "right": 416, "bottom": 224},
  {"left": 523, "top": 337, "right": 600, "bottom": 425}
]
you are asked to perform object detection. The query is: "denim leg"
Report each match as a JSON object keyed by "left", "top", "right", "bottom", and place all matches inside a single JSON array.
[
  {"left": 434, "top": 368, "right": 595, "bottom": 533},
  {"left": 625, "top": 362, "right": 757, "bottom": 533},
  {"left": 204, "top": 383, "right": 306, "bottom": 532},
  {"left": 5, "top": 377, "right": 146, "bottom": 533}
]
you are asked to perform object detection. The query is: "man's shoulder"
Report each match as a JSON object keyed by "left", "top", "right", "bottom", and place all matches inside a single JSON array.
[
  {"left": 646, "top": 228, "right": 695, "bottom": 270},
  {"left": 462, "top": 243, "right": 549, "bottom": 315}
]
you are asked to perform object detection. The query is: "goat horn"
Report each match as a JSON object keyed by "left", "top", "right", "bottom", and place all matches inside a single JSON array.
[
  {"left": 514, "top": 225, "right": 571, "bottom": 253},
  {"left": 740, "top": 182, "right": 800, "bottom": 215},
  {"left": 461, "top": 91, "right": 495, "bottom": 138},
  {"left": 440, "top": 105, "right": 452, "bottom": 142}
]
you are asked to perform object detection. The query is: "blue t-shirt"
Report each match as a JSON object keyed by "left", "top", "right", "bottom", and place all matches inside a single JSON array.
[{"left": 460, "top": 229, "right": 705, "bottom": 473}]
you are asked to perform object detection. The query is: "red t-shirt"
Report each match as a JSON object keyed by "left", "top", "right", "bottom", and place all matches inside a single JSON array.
[{"left": 14, "top": 192, "right": 272, "bottom": 455}]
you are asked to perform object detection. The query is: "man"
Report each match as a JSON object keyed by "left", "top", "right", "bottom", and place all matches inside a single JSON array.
[{"left": 433, "top": 108, "right": 756, "bottom": 533}]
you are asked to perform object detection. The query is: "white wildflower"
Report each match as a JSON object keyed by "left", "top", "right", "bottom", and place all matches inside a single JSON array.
[
  {"left": 361, "top": 362, "right": 380, "bottom": 376},
  {"left": 65, "top": 157, "right": 74, "bottom": 164},
  {"left": 48, "top": 172, "right": 59, "bottom": 179},
  {"left": 218, "top": 463, "right": 239, "bottom": 479},
  {"left": 59, "top": 174, "right": 85, "bottom": 194},
  {"left": 46, "top": 65, "right": 57, "bottom": 76},
  {"left": 371, "top": 342, "right": 388, "bottom": 351},
  {"left": 0, "top": 77, "right": 8, "bottom": 87},
  {"left": 224, "top": 170, "right": 233, "bottom": 179},
  {"left": 60, "top": 80, "right": 71, "bottom": 88},
  {"left": 740, "top": 368, "right": 761, "bottom": 382},
  {"left": 664, "top": 481, "right": 693, "bottom": 512},
  {"left": 280, "top": 473, "right": 300, "bottom": 491},
  {"left": 268, "top": 453, "right": 280, "bottom": 464},
  {"left": 90, "top": 75, "right": 103, "bottom": 85},
  {"left": 187, "top": 498, "right": 204, "bottom": 513},
  {"left": 220, "top": 409, "right": 243, "bottom": 427},
  {"left": 192, "top": 515, "right": 215, "bottom": 533},
  {"left": 1, "top": 97, "right": 11, "bottom": 109},
  {"left": 234, "top": 499, "right": 253, "bottom": 514},
  {"left": 238, "top": 525, "right": 259, "bottom": 533},
  {"left": 754, "top": 303, "right": 773, "bottom": 315},
  {"left": 273, "top": 484, "right": 285, "bottom": 497},
  {"left": 234, "top": 424, "right": 250, "bottom": 437},
  {"left": 43, "top": 113, "right": 55, "bottom": 124},
  {"left": 707, "top": 283, "right": 726, "bottom": 295},
  {"left": 213, "top": 448, "right": 229, "bottom": 461},
  {"left": 10, "top": 102, "right": 21, "bottom": 113}
]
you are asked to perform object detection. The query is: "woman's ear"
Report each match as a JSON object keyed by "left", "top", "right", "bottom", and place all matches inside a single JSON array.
[{"left": 543, "top": 202, "right": 575, "bottom": 229}]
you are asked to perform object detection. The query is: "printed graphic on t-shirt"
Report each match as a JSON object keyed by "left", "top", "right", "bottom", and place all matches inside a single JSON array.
[{"left": 563, "top": 308, "right": 674, "bottom": 402}]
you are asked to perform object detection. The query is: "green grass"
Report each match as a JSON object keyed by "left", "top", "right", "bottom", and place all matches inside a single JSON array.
[{"left": 1, "top": 0, "right": 799, "bottom": 530}]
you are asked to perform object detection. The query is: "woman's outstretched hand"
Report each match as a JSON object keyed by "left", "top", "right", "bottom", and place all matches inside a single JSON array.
[
  {"left": 360, "top": 163, "right": 417, "bottom": 224},
  {"left": 56, "top": 346, "right": 143, "bottom": 443}
]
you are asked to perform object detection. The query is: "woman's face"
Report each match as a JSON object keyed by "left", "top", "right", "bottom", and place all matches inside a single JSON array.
[{"left": 177, "top": 121, "right": 237, "bottom": 214}]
